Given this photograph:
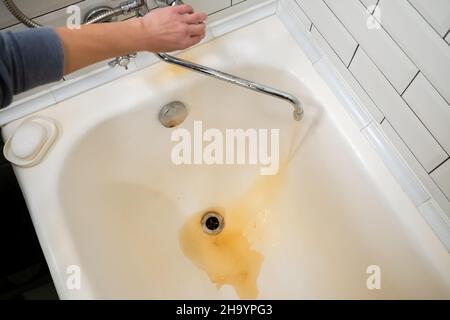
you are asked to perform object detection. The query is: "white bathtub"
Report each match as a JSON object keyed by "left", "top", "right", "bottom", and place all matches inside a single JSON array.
[{"left": 2, "top": 16, "right": 450, "bottom": 299}]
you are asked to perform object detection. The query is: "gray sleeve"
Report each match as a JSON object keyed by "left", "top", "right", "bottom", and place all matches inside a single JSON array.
[{"left": 0, "top": 27, "right": 64, "bottom": 108}]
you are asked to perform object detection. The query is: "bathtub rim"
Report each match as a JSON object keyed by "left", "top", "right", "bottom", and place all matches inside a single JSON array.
[{"left": 0, "top": 0, "right": 449, "bottom": 299}]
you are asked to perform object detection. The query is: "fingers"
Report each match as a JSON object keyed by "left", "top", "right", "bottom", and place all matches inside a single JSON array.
[
  {"left": 182, "top": 12, "right": 208, "bottom": 24},
  {"left": 187, "top": 23, "right": 206, "bottom": 36},
  {"left": 175, "top": 4, "right": 194, "bottom": 15},
  {"left": 186, "top": 35, "right": 203, "bottom": 47}
]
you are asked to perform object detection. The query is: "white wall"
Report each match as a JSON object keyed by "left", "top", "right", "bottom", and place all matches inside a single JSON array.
[{"left": 292, "top": 0, "right": 450, "bottom": 218}]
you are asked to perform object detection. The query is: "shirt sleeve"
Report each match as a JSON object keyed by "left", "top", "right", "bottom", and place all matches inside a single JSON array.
[{"left": 0, "top": 27, "right": 64, "bottom": 108}]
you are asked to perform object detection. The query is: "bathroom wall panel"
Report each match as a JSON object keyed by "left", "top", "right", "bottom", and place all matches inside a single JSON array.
[
  {"left": 294, "top": 0, "right": 450, "bottom": 218},
  {"left": 403, "top": 73, "right": 450, "bottom": 155},
  {"left": 359, "top": 0, "right": 378, "bottom": 10},
  {"left": 408, "top": 0, "right": 450, "bottom": 37},
  {"left": 378, "top": 0, "right": 450, "bottom": 104},
  {"left": 431, "top": 160, "right": 450, "bottom": 202},
  {"left": 323, "top": 0, "right": 418, "bottom": 94},
  {"left": 186, "top": 0, "right": 231, "bottom": 15},
  {"left": 380, "top": 120, "right": 450, "bottom": 217},
  {"left": 295, "top": 0, "right": 358, "bottom": 66},
  {"left": 310, "top": 26, "right": 383, "bottom": 123},
  {"left": 349, "top": 47, "right": 447, "bottom": 173},
  {"left": 290, "top": 0, "right": 312, "bottom": 31}
]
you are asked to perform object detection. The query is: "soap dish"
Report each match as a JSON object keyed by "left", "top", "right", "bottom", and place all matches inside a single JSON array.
[{"left": 3, "top": 116, "right": 58, "bottom": 167}]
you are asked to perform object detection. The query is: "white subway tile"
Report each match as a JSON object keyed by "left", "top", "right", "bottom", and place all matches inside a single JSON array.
[
  {"left": 201, "top": 0, "right": 267, "bottom": 24},
  {"left": 349, "top": 48, "right": 447, "bottom": 172},
  {"left": 209, "top": 0, "right": 276, "bottom": 38},
  {"left": 381, "top": 119, "right": 450, "bottom": 217},
  {"left": 408, "top": 0, "right": 450, "bottom": 37},
  {"left": 360, "top": 0, "right": 378, "bottom": 10},
  {"left": 324, "top": 0, "right": 418, "bottom": 94},
  {"left": 403, "top": 73, "right": 450, "bottom": 155},
  {"left": 378, "top": 0, "right": 450, "bottom": 104},
  {"left": 188, "top": 0, "right": 231, "bottom": 14},
  {"left": 431, "top": 160, "right": 450, "bottom": 201},
  {"left": 277, "top": 0, "right": 321, "bottom": 63},
  {"left": 310, "top": 26, "right": 383, "bottom": 123},
  {"left": 0, "top": 0, "right": 80, "bottom": 29},
  {"left": 290, "top": 0, "right": 312, "bottom": 31},
  {"left": 295, "top": 0, "right": 358, "bottom": 66}
]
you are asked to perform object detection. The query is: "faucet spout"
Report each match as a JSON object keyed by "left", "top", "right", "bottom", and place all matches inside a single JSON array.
[
  {"left": 155, "top": 53, "right": 304, "bottom": 121},
  {"left": 156, "top": 1, "right": 305, "bottom": 121}
]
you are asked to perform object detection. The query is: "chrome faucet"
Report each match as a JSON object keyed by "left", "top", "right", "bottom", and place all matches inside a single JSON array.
[
  {"left": 83, "top": 0, "right": 148, "bottom": 24},
  {"left": 84, "top": 0, "right": 148, "bottom": 70},
  {"left": 154, "top": 0, "right": 304, "bottom": 121}
]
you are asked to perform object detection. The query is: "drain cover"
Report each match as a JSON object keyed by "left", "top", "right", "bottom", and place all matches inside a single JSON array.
[
  {"left": 201, "top": 212, "right": 225, "bottom": 235},
  {"left": 159, "top": 101, "right": 188, "bottom": 128}
]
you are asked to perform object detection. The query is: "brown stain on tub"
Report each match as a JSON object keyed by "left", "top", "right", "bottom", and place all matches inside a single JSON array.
[
  {"left": 179, "top": 122, "right": 301, "bottom": 299},
  {"left": 151, "top": 52, "right": 205, "bottom": 83}
]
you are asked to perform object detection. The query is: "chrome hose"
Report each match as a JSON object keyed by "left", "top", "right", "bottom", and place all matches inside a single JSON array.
[
  {"left": 84, "top": 7, "right": 124, "bottom": 25},
  {"left": 2, "top": 0, "right": 42, "bottom": 28},
  {"left": 2, "top": 0, "right": 141, "bottom": 27}
]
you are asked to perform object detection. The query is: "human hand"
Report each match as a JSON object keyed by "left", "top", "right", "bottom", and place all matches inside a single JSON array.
[{"left": 139, "top": 4, "right": 207, "bottom": 52}]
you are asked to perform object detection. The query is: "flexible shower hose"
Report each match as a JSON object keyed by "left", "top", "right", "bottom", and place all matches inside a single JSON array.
[
  {"left": 2, "top": 0, "right": 124, "bottom": 28},
  {"left": 2, "top": 0, "right": 41, "bottom": 28}
]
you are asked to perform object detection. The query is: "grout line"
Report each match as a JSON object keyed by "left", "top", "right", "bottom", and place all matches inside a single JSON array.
[
  {"left": 407, "top": 0, "right": 449, "bottom": 39},
  {"left": 348, "top": 66, "right": 432, "bottom": 174},
  {"left": 347, "top": 44, "right": 359, "bottom": 68},
  {"left": 371, "top": 1, "right": 450, "bottom": 104},
  {"left": 362, "top": 0, "right": 380, "bottom": 15},
  {"left": 309, "top": 24, "right": 351, "bottom": 68},
  {"left": 309, "top": 21, "right": 383, "bottom": 117},
  {"left": 321, "top": 0, "right": 359, "bottom": 61},
  {"left": 444, "top": 28, "right": 450, "bottom": 40},
  {"left": 374, "top": 0, "right": 381, "bottom": 13},
  {"left": 207, "top": 3, "right": 234, "bottom": 16},
  {"left": 379, "top": 117, "right": 433, "bottom": 174},
  {"left": 429, "top": 157, "right": 450, "bottom": 175},
  {"left": 321, "top": 0, "right": 417, "bottom": 99},
  {"left": 402, "top": 96, "right": 450, "bottom": 158},
  {"left": 400, "top": 70, "right": 420, "bottom": 96}
]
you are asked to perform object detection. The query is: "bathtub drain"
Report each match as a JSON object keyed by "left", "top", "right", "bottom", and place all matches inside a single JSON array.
[
  {"left": 159, "top": 101, "right": 188, "bottom": 128},
  {"left": 201, "top": 211, "right": 224, "bottom": 235}
]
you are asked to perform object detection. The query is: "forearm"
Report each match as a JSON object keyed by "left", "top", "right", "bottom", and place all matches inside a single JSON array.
[
  {"left": 0, "top": 5, "right": 206, "bottom": 108},
  {"left": 56, "top": 18, "right": 145, "bottom": 75},
  {"left": 56, "top": 5, "right": 207, "bottom": 75}
]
